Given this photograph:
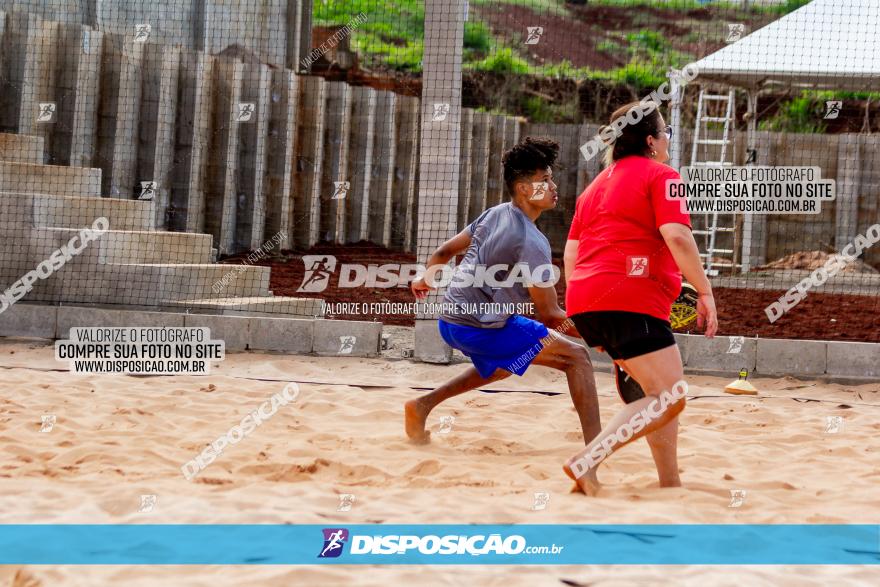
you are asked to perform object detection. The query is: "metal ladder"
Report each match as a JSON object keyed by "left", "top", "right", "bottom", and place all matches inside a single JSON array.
[{"left": 690, "top": 89, "right": 738, "bottom": 277}]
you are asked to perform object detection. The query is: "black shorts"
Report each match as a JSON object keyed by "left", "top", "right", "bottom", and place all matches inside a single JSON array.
[{"left": 570, "top": 311, "right": 676, "bottom": 361}]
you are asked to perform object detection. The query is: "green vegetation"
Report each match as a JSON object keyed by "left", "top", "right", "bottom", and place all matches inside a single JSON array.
[
  {"left": 683, "top": 30, "right": 702, "bottom": 44},
  {"left": 588, "top": 0, "right": 717, "bottom": 8},
  {"left": 311, "top": 0, "right": 825, "bottom": 129},
  {"left": 521, "top": 95, "right": 580, "bottom": 123},
  {"left": 313, "top": 0, "right": 425, "bottom": 72},
  {"left": 539, "top": 59, "right": 591, "bottom": 80},
  {"left": 626, "top": 30, "right": 669, "bottom": 54},
  {"left": 812, "top": 89, "right": 880, "bottom": 101},
  {"left": 469, "top": 0, "right": 568, "bottom": 17},
  {"left": 775, "top": 0, "right": 812, "bottom": 14},
  {"left": 596, "top": 39, "right": 624, "bottom": 54},
  {"left": 466, "top": 47, "right": 531, "bottom": 74},
  {"left": 760, "top": 89, "right": 880, "bottom": 133},
  {"left": 622, "top": 28, "right": 693, "bottom": 88},
  {"left": 463, "top": 20, "right": 493, "bottom": 53},
  {"left": 589, "top": 62, "right": 666, "bottom": 92},
  {"left": 312, "top": 0, "right": 716, "bottom": 84},
  {"left": 759, "top": 93, "right": 827, "bottom": 133},
  {"left": 589, "top": 0, "right": 813, "bottom": 15}
]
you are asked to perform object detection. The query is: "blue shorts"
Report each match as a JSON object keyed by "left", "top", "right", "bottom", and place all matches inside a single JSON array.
[{"left": 438, "top": 315, "right": 549, "bottom": 379}]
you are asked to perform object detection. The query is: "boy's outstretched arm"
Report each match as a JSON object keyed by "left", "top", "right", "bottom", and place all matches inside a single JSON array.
[{"left": 411, "top": 229, "right": 472, "bottom": 299}]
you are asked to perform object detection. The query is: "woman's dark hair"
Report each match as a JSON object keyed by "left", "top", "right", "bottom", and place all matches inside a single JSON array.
[
  {"left": 602, "top": 101, "right": 664, "bottom": 167},
  {"left": 502, "top": 136, "right": 559, "bottom": 198}
]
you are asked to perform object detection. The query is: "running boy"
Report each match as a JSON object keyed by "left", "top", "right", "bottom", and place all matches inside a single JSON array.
[{"left": 405, "top": 137, "right": 601, "bottom": 472}]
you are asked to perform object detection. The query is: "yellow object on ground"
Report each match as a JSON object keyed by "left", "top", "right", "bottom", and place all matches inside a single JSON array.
[{"left": 725, "top": 378, "right": 759, "bottom": 395}]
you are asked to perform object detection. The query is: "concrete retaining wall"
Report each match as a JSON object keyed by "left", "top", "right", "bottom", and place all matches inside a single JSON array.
[
  {"left": 0, "top": 191, "right": 336, "bottom": 317},
  {"left": 0, "top": 0, "right": 311, "bottom": 70},
  {"left": 1, "top": 7, "right": 427, "bottom": 259},
  {"left": 0, "top": 300, "right": 874, "bottom": 376},
  {"left": 586, "top": 333, "right": 880, "bottom": 382},
  {"left": 0, "top": 303, "right": 381, "bottom": 357}
]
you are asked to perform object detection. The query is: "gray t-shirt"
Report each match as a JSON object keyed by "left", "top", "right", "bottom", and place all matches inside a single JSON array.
[{"left": 440, "top": 202, "right": 555, "bottom": 328}]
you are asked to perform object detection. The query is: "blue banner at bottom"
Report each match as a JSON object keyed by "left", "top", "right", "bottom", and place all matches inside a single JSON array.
[{"left": 1, "top": 525, "right": 878, "bottom": 565}]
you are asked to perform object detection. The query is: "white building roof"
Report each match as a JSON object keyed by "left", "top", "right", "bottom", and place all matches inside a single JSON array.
[{"left": 691, "top": 0, "right": 880, "bottom": 91}]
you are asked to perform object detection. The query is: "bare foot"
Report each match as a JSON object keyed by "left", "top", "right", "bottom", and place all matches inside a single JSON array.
[
  {"left": 562, "top": 461, "right": 601, "bottom": 496},
  {"left": 405, "top": 399, "right": 432, "bottom": 444}
]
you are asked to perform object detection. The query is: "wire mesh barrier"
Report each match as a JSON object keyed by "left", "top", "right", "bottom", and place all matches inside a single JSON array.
[{"left": 0, "top": 0, "right": 878, "bottom": 345}]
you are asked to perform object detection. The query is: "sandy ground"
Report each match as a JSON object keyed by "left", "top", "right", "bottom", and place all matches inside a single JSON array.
[{"left": 0, "top": 337, "right": 878, "bottom": 586}]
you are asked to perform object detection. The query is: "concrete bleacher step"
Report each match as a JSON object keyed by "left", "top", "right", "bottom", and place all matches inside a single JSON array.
[
  {"left": 166, "top": 296, "right": 325, "bottom": 318},
  {"left": 99, "top": 263, "right": 272, "bottom": 300},
  {"left": 0, "top": 161, "right": 102, "bottom": 197},
  {"left": 33, "top": 227, "right": 213, "bottom": 264},
  {"left": 0, "top": 175, "right": 339, "bottom": 345},
  {"left": 0, "top": 133, "right": 44, "bottom": 164},
  {"left": 20, "top": 263, "right": 271, "bottom": 306},
  {"left": 0, "top": 192, "right": 155, "bottom": 231},
  {"left": 1, "top": 227, "right": 212, "bottom": 282}
]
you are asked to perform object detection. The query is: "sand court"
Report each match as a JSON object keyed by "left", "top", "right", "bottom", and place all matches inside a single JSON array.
[{"left": 0, "top": 339, "right": 878, "bottom": 584}]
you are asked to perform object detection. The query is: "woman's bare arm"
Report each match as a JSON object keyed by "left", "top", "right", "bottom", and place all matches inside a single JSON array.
[
  {"left": 563, "top": 239, "right": 578, "bottom": 287},
  {"left": 659, "top": 223, "right": 718, "bottom": 337}
]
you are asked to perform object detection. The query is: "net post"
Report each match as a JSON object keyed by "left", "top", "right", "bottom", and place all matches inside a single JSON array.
[{"left": 414, "top": 0, "right": 465, "bottom": 363}]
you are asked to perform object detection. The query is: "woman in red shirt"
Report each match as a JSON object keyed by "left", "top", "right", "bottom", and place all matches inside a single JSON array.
[{"left": 562, "top": 101, "right": 718, "bottom": 495}]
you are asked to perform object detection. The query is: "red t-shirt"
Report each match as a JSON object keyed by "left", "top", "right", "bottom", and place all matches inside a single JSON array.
[{"left": 566, "top": 156, "right": 691, "bottom": 322}]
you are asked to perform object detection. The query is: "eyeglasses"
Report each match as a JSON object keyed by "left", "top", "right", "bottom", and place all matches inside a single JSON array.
[{"left": 663, "top": 125, "right": 673, "bottom": 139}]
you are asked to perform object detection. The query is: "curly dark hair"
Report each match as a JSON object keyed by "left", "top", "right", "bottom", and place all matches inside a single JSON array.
[{"left": 501, "top": 136, "right": 559, "bottom": 198}]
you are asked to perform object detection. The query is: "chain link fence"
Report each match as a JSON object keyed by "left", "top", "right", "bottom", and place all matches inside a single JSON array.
[{"left": 0, "top": 0, "right": 877, "bottom": 343}]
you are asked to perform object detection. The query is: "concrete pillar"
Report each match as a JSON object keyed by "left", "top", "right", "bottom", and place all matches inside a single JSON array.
[
  {"left": 668, "top": 69, "right": 684, "bottom": 170},
  {"left": 504, "top": 115, "right": 521, "bottom": 150},
  {"left": 346, "top": 86, "right": 377, "bottom": 243},
  {"left": 138, "top": 44, "right": 180, "bottom": 230},
  {"left": 557, "top": 123, "right": 581, "bottom": 250},
  {"left": 0, "top": 11, "right": 31, "bottom": 133},
  {"left": 576, "top": 122, "right": 602, "bottom": 195},
  {"left": 456, "top": 107, "right": 473, "bottom": 232},
  {"left": 169, "top": 51, "right": 214, "bottom": 233},
  {"left": 741, "top": 90, "right": 759, "bottom": 272},
  {"left": 320, "top": 81, "right": 353, "bottom": 244},
  {"left": 368, "top": 90, "right": 397, "bottom": 247},
  {"left": 95, "top": 33, "right": 145, "bottom": 198},
  {"left": 0, "top": 13, "right": 59, "bottom": 139},
  {"left": 288, "top": 0, "right": 312, "bottom": 72},
  {"left": 264, "top": 69, "right": 298, "bottom": 250},
  {"left": 192, "top": 0, "right": 207, "bottom": 52},
  {"left": 410, "top": 161, "right": 421, "bottom": 250},
  {"left": 391, "top": 95, "right": 420, "bottom": 250},
  {"left": 485, "top": 115, "right": 505, "bottom": 208},
  {"left": 742, "top": 129, "right": 771, "bottom": 268},
  {"left": 292, "top": 75, "right": 326, "bottom": 248},
  {"left": 834, "top": 134, "right": 861, "bottom": 250},
  {"left": 51, "top": 23, "right": 103, "bottom": 168},
  {"left": 496, "top": 115, "right": 522, "bottom": 203},
  {"left": 236, "top": 63, "right": 272, "bottom": 251},
  {"left": 30, "top": 16, "right": 60, "bottom": 143},
  {"left": 414, "top": 0, "right": 464, "bottom": 363},
  {"left": 205, "top": 57, "right": 244, "bottom": 255},
  {"left": 467, "top": 111, "right": 490, "bottom": 222}
]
